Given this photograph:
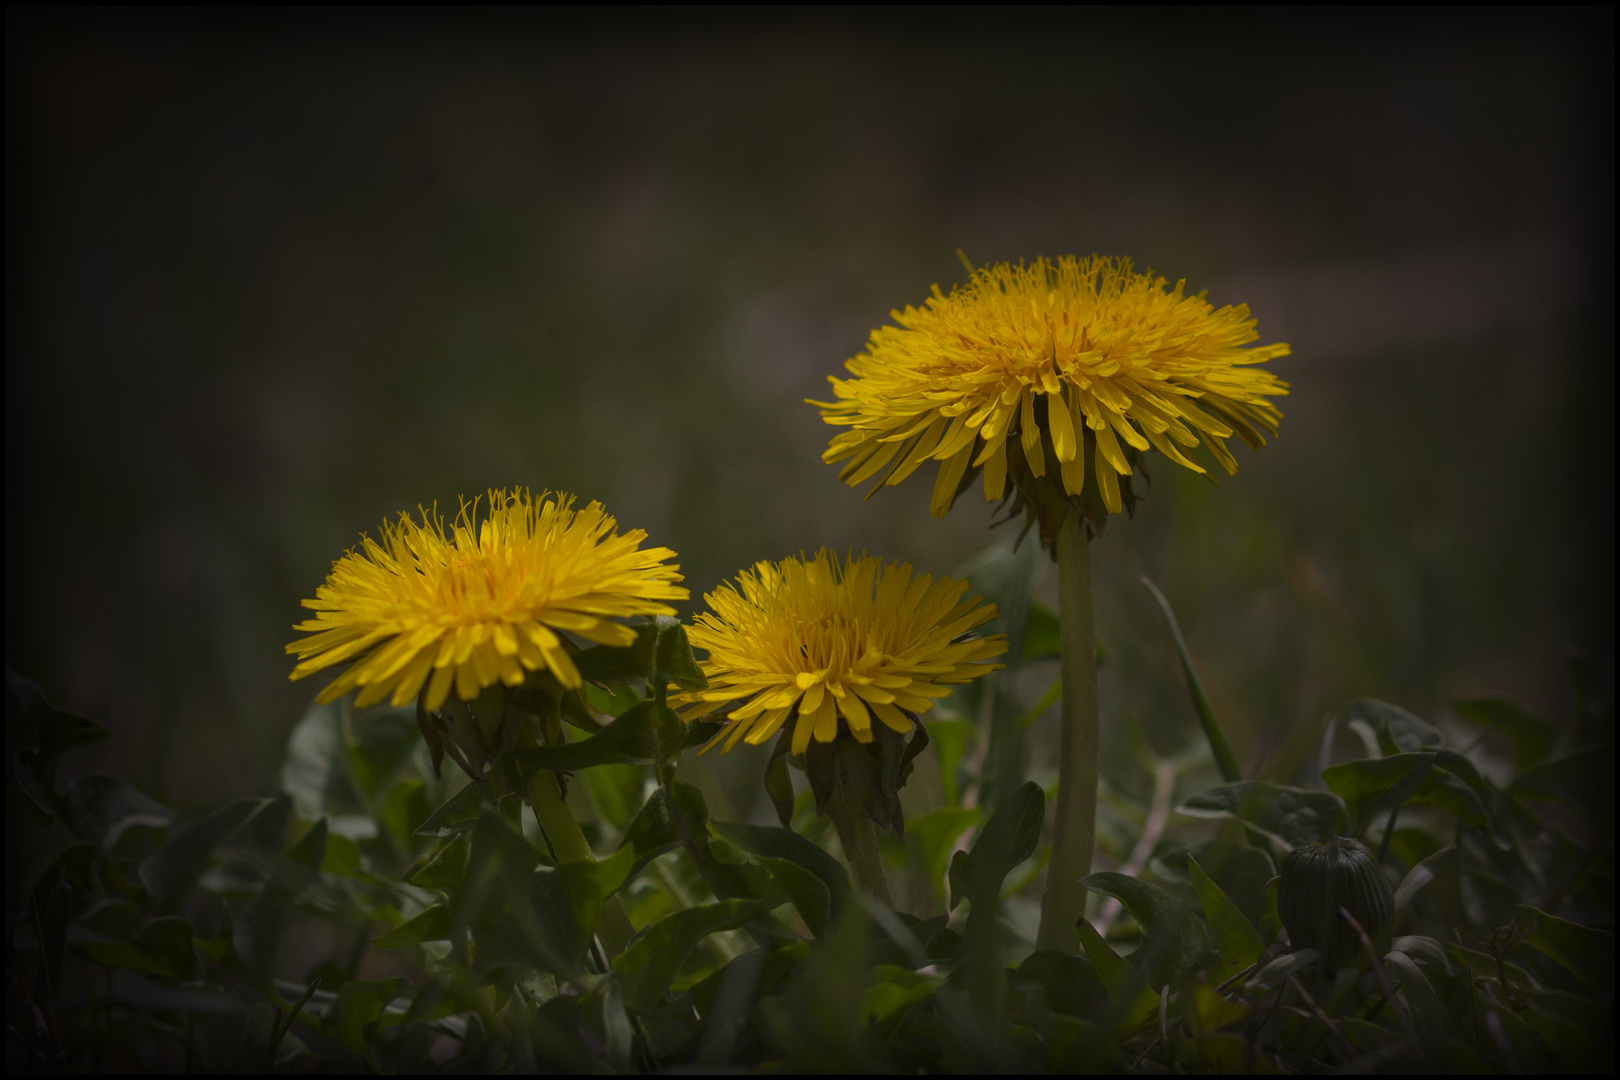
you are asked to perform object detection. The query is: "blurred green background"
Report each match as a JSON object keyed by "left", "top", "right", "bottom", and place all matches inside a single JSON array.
[{"left": 5, "top": 10, "right": 1613, "bottom": 821}]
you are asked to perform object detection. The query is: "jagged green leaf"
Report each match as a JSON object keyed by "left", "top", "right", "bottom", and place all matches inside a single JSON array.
[
  {"left": 1393, "top": 845, "right": 1454, "bottom": 911},
  {"left": 74, "top": 916, "right": 200, "bottom": 980},
  {"left": 344, "top": 708, "right": 419, "bottom": 802},
  {"left": 958, "top": 780, "right": 1044, "bottom": 901},
  {"left": 373, "top": 904, "right": 452, "bottom": 949},
  {"left": 1188, "top": 855, "right": 1263, "bottom": 982},
  {"left": 30, "top": 842, "right": 96, "bottom": 917},
  {"left": 1513, "top": 748, "right": 1608, "bottom": 823},
  {"left": 1176, "top": 781, "right": 1345, "bottom": 850},
  {"left": 1450, "top": 699, "right": 1556, "bottom": 771},
  {"left": 323, "top": 978, "right": 409, "bottom": 1055},
  {"left": 757, "top": 857, "right": 832, "bottom": 938},
  {"left": 63, "top": 774, "right": 175, "bottom": 850},
  {"left": 1077, "top": 919, "right": 1155, "bottom": 1032},
  {"left": 925, "top": 719, "right": 973, "bottom": 809},
  {"left": 139, "top": 797, "right": 269, "bottom": 912},
  {"left": 6, "top": 665, "right": 111, "bottom": 824},
  {"left": 617, "top": 781, "right": 710, "bottom": 880},
  {"left": 905, "top": 807, "right": 980, "bottom": 905},
  {"left": 403, "top": 834, "right": 469, "bottom": 892},
  {"left": 1514, "top": 904, "right": 1614, "bottom": 993},
  {"left": 709, "top": 820, "right": 851, "bottom": 922},
  {"left": 414, "top": 782, "right": 497, "bottom": 837},
  {"left": 1081, "top": 871, "right": 1211, "bottom": 988},
  {"left": 235, "top": 819, "right": 328, "bottom": 987},
  {"left": 281, "top": 701, "right": 352, "bottom": 820},
  {"left": 1022, "top": 601, "right": 1061, "bottom": 660},
  {"left": 1009, "top": 948, "right": 1109, "bottom": 1017},
  {"left": 614, "top": 899, "right": 771, "bottom": 1008},
  {"left": 1346, "top": 699, "right": 1444, "bottom": 754},
  {"left": 1322, "top": 753, "right": 1435, "bottom": 835}
]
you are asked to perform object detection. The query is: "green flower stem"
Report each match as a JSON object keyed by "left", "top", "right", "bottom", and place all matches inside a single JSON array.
[
  {"left": 1036, "top": 512, "right": 1099, "bottom": 952},
  {"left": 525, "top": 768, "right": 635, "bottom": 957},
  {"left": 828, "top": 769, "right": 894, "bottom": 908}
]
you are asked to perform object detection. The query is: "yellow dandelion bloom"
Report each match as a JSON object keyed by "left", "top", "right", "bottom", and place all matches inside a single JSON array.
[
  {"left": 813, "top": 255, "right": 1290, "bottom": 517},
  {"left": 286, "top": 489, "right": 687, "bottom": 710},
  {"left": 678, "top": 549, "right": 1006, "bottom": 755}
]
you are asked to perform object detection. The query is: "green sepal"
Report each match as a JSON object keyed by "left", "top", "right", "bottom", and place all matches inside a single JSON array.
[
  {"left": 510, "top": 699, "right": 687, "bottom": 773},
  {"left": 763, "top": 731, "right": 795, "bottom": 828},
  {"left": 654, "top": 617, "right": 708, "bottom": 691},
  {"left": 573, "top": 622, "right": 659, "bottom": 684}
]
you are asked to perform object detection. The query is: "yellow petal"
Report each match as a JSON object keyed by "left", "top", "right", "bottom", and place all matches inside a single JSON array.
[
  {"left": 1020, "top": 390, "right": 1045, "bottom": 477},
  {"left": 982, "top": 439, "right": 1008, "bottom": 502},
  {"left": 871, "top": 700, "right": 913, "bottom": 733},
  {"left": 838, "top": 692, "right": 872, "bottom": 733},
  {"left": 1096, "top": 452, "right": 1123, "bottom": 513},
  {"left": 1048, "top": 387, "right": 1077, "bottom": 462},
  {"left": 930, "top": 443, "right": 974, "bottom": 518}
]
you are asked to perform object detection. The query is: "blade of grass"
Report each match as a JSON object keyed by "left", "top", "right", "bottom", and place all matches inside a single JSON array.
[{"left": 1140, "top": 577, "right": 1242, "bottom": 783}]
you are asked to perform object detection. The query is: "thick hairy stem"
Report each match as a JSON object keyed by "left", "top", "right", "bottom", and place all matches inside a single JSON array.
[
  {"left": 1036, "top": 512, "right": 1099, "bottom": 952},
  {"left": 828, "top": 770, "right": 894, "bottom": 908}
]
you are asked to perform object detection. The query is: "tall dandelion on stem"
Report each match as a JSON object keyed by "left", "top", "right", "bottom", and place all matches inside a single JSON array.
[
  {"left": 674, "top": 550, "right": 1006, "bottom": 904},
  {"left": 285, "top": 488, "right": 686, "bottom": 947},
  {"left": 811, "top": 256, "right": 1288, "bottom": 951}
]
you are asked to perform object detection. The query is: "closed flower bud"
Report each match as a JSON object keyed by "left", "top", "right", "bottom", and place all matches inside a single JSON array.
[{"left": 1278, "top": 837, "right": 1394, "bottom": 968}]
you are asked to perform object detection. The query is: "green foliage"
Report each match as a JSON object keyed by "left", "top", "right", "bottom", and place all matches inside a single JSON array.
[
  {"left": 1176, "top": 779, "right": 1347, "bottom": 848},
  {"left": 5, "top": 593, "right": 1612, "bottom": 1075}
]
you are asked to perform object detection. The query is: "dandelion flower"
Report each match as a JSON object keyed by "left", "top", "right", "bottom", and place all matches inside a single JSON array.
[
  {"left": 678, "top": 549, "right": 1006, "bottom": 755},
  {"left": 813, "top": 255, "right": 1289, "bottom": 519},
  {"left": 286, "top": 489, "right": 687, "bottom": 710}
]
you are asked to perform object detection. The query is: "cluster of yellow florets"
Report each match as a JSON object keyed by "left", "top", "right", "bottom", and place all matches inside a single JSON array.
[
  {"left": 286, "top": 489, "right": 685, "bottom": 709},
  {"left": 675, "top": 549, "right": 1006, "bottom": 754},
  {"left": 812, "top": 256, "right": 1289, "bottom": 515}
]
